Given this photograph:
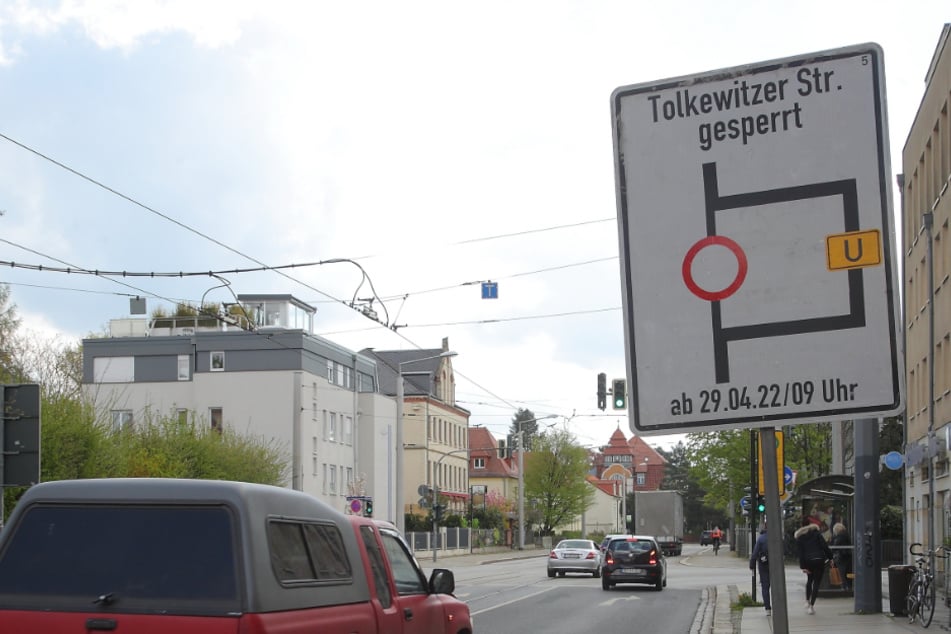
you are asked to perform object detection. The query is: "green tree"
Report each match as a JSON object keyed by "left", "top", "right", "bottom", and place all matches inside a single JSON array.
[
  {"left": 879, "top": 416, "right": 903, "bottom": 507},
  {"left": 523, "top": 428, "right": 595, "bottom": 535},
  {"left": 782, "top": 423, "right": 833, "bottom": 482},
  {"left": 658, "top": 441, "right": 713, "bottom": 534},
  {"left": 509, "top": 408, "right": 539, "bottom": 451},
  {"left": 94, "top": 409, "right": 288, "bottom": 484},
  {"left": 0, "top": 284, "right": 24, "bottom": 382},
  {"left": 686, "top": 429, "right": 751, "bottom": 515}
]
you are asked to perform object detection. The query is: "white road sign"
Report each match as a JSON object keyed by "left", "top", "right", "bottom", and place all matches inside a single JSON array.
[{"left": 611, "top": 43, "right": 903, "bottom": 435}]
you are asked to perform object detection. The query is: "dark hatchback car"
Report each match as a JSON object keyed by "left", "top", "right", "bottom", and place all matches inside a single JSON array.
[
  {"left": 700, "top": 530, "right": 714, "bottom": 546},
  {"left": 601, "top": 536, "right": 667, "bottom": 591}
]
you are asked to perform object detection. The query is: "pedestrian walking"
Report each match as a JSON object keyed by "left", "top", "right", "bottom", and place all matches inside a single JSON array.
[
  {"left": 749, "top": 523, "right": 770, "bottom": 617},
  {"left": 794, "top": 518, "right": 834, "bottom": 614},
  {"left": 830, "top": 522, "right": 852, "bottom": 590}
]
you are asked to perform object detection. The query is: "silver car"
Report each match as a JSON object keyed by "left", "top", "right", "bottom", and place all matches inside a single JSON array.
[{"left": 547, "top": 539, "right": 601, "bottom": 578}]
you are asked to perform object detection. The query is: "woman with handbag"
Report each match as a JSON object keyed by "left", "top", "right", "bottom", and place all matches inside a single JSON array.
[{"left": 795, "top": 518, "right": 834, "bottom": 614}]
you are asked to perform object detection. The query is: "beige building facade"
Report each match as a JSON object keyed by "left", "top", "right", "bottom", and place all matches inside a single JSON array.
[{"left": 902, "top": 23, "right": 951, "bottom": 550}]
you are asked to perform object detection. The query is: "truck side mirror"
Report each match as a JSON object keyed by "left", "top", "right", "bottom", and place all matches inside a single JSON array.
[{"left": 429, "top": 569, "right": 456, "bottom": 595}]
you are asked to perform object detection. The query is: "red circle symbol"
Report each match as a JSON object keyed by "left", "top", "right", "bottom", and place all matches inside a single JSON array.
[{"left": 682, "top": 235, "right": 748, "bottom": 301}]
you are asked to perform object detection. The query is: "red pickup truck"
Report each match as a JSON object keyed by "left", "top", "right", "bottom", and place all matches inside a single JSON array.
[{"left": 0, "top": 478, "right": 473, "bottom": 634}]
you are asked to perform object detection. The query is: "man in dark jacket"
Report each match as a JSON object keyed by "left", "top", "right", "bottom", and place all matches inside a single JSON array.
[
  {"left": 795, "top": 521, "right": 834, "bottom": 614},
  {"left": 749, "top": 524, "right": 770, "bottom": 616}
]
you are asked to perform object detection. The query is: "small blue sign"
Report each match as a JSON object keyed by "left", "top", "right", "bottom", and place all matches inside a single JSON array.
[
  {"left": 740, "top": 495, "right": 751, "bottom": 510},
  {"left": 481, "top": 281, "right": 498, "bottom": 299},
  {"left": 883, "top": 450, "right": 904, "bottom": 471},
  {"left": 783, "top": 466, "right": 794, "bottom": 486}
]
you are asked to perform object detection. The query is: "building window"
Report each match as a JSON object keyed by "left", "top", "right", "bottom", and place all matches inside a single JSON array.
[
  {"left": 177, "top": 355, "right": 190, "bottom": 381},
  {"left": 210, "top": 407, "right": 223, "bottom": 433},
  {"left": 329, "top": 465, "right": 337, "bottom": 495},
  {"left": 636, "top": 473, "right": 646, "bottom": 486},
  {"left": 344, "top": 366, "right": 353, "bottom": 389},
  {"left": 177, "top": 408, "right": 188, "bottom": 425},
  {"left": 327, "top": 360, "right": 334, "bottom": 382},
  {"left": 111, "top": 410, "right": 133, "bottom": 431},
  {"left": 329, "top": 413, "right": 337, "bottom": 442},
  {"left": 322, "top": 463, "right": 328, "bottom": 494},
  {"left": 344, "top": 415, "right": 352, "bottom": 445},
  {"left": 312, "top": 436, "right": 319, "bottom": 475},
  {"left": 211, "top": 351, "right": 225, "bottom": 371},
  {"left": 474, "top": 457, "right": 486, "bottom": 469},
  {"left": 312, "top": 402, "right": 317, "bottom": 421},
  {"left": 335, "top": 363, "right": 345, "bottom": 387},
  {"left": 357, "top": 371, "right": 374, "bottom": 392}
]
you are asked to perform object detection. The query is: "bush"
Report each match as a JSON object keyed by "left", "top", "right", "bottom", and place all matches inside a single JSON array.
[{"left": 881, "top": 505, "right": 902, "bottom": 539}]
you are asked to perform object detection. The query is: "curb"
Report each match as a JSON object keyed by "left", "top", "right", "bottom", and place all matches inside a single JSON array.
[{"left": 712, "top": 584, "right": 741, "bottom": 634}]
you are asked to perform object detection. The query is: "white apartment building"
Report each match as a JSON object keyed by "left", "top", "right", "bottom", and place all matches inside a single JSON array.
[{"left": 81, "top": 294, "right": 399, "bottom": 522}]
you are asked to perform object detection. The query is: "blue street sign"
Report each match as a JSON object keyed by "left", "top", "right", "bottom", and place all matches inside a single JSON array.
[
  {"left": 883, "top": 450, "right": 904, "bottom": 471},
  {"left": 783, "top": 465, "right": 794, "bottom": 486},
  {"left": 481, "top": 282, "right": 498, "bottom": 299},
  {"left": 740, "top": 495, "right": 751, "bottom": 510}
]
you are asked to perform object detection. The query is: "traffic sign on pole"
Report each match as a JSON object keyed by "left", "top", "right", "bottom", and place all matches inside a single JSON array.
[
  {"left": 611, "top": 44, "right": 903, "bottom": 435},
  {"left": 757, "top": 431, "right": 785, "bottom": 496}
]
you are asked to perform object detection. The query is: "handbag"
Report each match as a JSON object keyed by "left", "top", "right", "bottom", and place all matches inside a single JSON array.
[{"left": 828, "top": 564, "right": 843, "bottom": 586}]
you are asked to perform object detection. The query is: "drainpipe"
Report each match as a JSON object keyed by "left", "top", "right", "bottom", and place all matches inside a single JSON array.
[{"left": 293, "top": 371, "right": 302, "bottom": 491}]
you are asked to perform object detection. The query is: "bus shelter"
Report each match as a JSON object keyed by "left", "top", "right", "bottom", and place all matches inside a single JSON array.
[{"left": 795, "top": 474, "right": 854, "bottom": 597}]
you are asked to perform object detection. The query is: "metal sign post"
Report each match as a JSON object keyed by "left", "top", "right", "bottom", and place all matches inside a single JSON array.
[
  {"left": 1, "top": 383, "right": 42, "bottom": 531},
  {"left": 761, "top": 428, "right": 789, "bottom": 634}
]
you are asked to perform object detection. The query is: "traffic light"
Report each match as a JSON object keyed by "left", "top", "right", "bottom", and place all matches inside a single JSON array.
[
  {"left": 756, "top": 496, "right": 766, "bottom": 513},
  {"left": 612, "top": 378, "right": 627, "bottom": 410},
  {"left": 597, "top": 373, "right": 607, "bottom": 411},
  {"left": 364, "top": 498, "right": 373, "bottom": 517},
  {"left": 434, "top": 504, "right": 444, "bottom": 523}
]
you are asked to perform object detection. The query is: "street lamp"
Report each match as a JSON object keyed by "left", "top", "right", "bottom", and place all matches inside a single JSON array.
[
  {"left": 517, "top": 414, "right": 557, "bottom": 549},
  {"left": 395, "top": 350, "right": 457, "bottom": 533}
]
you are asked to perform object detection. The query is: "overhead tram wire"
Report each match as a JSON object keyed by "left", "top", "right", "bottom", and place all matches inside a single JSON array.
[
  {"left": 0, "top": 132, "right": 585, "bottom": 427},
  {"left": 0, "top": 132, "right": 390, "bottom": 327},
  {"left": 344, "top": 217, "right": 615, "bottom": 262}
]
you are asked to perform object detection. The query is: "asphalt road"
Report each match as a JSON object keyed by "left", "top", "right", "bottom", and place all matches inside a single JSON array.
[{"left": 441, "top": 544, "right": 748, "bottom": 634}]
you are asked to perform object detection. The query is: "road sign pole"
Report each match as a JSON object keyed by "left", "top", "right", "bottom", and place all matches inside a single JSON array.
[
  {"left": 749, "top": 429, "right": 757, "bottom": 602},
  {"left": 854, "top": 418, "right": 882, "bottom": 613},
  {"left": 761, "top": 427, "right": 788, "bottom": 634}
]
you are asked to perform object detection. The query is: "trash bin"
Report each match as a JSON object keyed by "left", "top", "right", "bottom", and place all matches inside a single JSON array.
[{"left": 888, "top": 565, "right": 916, "bottom": 615}]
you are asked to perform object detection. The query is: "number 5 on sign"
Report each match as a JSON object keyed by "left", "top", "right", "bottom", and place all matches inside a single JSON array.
[{"left": 758, "top": 431, "right": 785, "bottom": 496}]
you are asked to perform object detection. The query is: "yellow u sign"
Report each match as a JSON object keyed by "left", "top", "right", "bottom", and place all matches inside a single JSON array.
[{"left": 826, "top": 229, "right": 882, "bottom": 270}]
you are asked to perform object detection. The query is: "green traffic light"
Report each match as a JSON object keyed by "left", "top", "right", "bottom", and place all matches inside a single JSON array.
[{"left": 612, "top": 378, "right": 627, "bottom": 410}]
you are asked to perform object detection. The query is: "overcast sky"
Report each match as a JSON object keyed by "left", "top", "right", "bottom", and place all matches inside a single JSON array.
[{"left": 0, "top": 2, "right": 944, "bottom": 450}]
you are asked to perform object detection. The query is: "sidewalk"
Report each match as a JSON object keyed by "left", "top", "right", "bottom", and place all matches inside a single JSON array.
[{"left": 711, "top": 551, "right": 951, "bottom": 634}]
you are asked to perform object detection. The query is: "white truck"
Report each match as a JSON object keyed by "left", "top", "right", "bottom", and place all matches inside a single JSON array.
[{"left": 633, "top": 490, "right": 684, "bottom": 556}]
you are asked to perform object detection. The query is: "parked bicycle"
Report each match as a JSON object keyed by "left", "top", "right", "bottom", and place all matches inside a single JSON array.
[{"left": 906, "top": 542, "right": 949, "bottom": 627}]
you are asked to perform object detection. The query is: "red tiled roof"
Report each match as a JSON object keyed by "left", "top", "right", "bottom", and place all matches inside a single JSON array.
[{"left": 467, "top": 427, "right": 517, "bottom": 478}]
